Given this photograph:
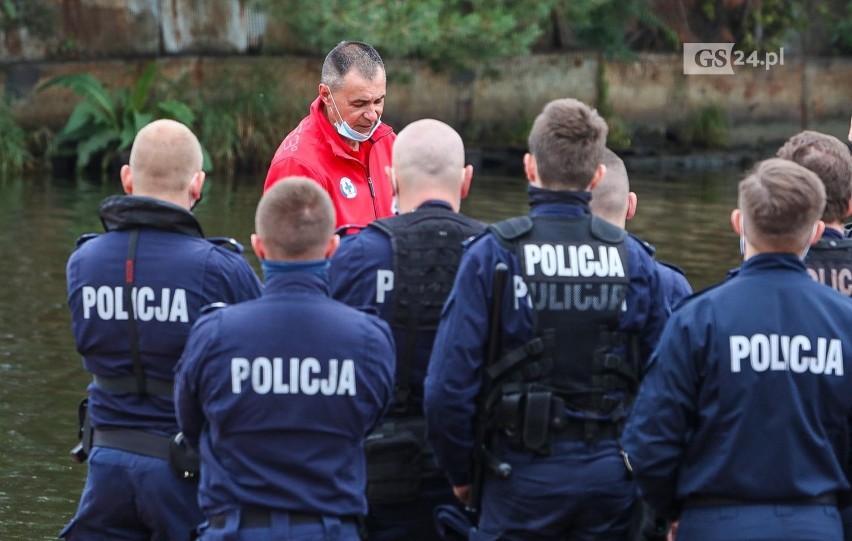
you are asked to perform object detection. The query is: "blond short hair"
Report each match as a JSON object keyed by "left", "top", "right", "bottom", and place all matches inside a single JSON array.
[
  {"left": 255, "top": 178, "right": 336, "bottom": 260},
  {"left": 528, "top": 98, "right": 608, "bottom": 190},
  {"left": 738, "top": 158, "right": 826, "bottom": 251},
  {"left": 590, "top": 148, "right": 629, "bottom": 223}
]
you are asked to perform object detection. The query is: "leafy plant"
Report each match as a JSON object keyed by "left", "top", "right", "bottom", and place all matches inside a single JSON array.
[
  {"left": 39, "top": 63, "right": 206, "bottom": 177},
  {"left": 682, "top": 105, "right": 730, "bottom": 149},
  {"left": 0, "top": 98, "right": 31, "bottom": 176}
]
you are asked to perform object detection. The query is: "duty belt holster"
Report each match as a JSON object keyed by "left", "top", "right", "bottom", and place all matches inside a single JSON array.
[
  {"left": 70, "top": 397, "right": 93, "bottom": 463},
  {"left": 498, "top": 388, "right": 565, "bottom": 456}
]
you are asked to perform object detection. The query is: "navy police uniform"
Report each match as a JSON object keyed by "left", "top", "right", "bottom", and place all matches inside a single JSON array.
[
  {"left": 175, "top": 268, "right": 396, "bottom": 541},
  {"left": 61, "top": 195, "right": 261, "bottom": 541},
  {"left": 622, "top": 253, "right": 852, "bottom": 541},
  {"left": 330, "top": 200, "right": 484, "bottom": 541},
  {"left": 804, "top": 227, "right": 852, "bottom": 296},
  {"left": 424, "top": 188, "right": 670, "bottom": 540},
  {"left": 630, "top": 234, "right": 692, "bottom": 310}
]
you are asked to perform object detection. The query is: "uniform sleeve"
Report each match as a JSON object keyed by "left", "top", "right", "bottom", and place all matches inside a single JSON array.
[
  {"left": 657, "top": 261, "right": 693, "bottom": 311},
  {"left": 621, "top": 309, "right": 702, "bottom": 519},
  {"left": 174, "top": 313, "right": 220, "bottom": 449},
  {"left": 363, "top": 315, "right": 397, "bottom": 432},
  {"left": 204, "top": 252, "right": 262, "bottom": 306},
  {"left": 329, "top": 233, "right": 384, "bottom": 311},
  {"left": 628, "top": 243, "right": 671, "bottom": 368},
  {"left": 424, "top": 239, "right": 504, "bottom": 486}
]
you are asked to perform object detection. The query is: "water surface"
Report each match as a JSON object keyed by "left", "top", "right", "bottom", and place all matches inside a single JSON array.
[{"left": 0, "top": 169, "right": 743, "bottom": 539}]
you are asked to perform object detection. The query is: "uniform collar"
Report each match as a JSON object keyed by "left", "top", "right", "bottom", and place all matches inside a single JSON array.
[
  {"left": 528, "top": 185, "right": 591, "bottom": 217},
  {"left": 822, "top": 227, "right": 845, "bottom": 240},
  {"left": 263, "top": 271, "right": 330, "bottom": 297},
  {"left": 98, "top": 195, "right": 204, "bottom": 237},
  {"left": 415, "top": 200, "right": 453, "bottom": 212},
  {"left": 739, "top": 253, "right": 807, "bottom": 275}
]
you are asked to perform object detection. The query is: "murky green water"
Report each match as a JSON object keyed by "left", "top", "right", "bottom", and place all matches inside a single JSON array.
[{"left": 0, "top": 168, "right": 743, "bottom": 539}]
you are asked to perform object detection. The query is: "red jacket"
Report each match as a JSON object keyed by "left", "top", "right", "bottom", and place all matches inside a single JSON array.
[{"left": 264, "top": 97, "right": 396, "bottom": 230}]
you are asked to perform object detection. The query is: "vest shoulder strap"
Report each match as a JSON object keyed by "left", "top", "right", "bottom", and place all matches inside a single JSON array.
[
  {"left": 590, "top": 215, "right": 627, "bottom": 244},
  {"left": 488, "top": 216, "right": 534, "bottom": 242}
]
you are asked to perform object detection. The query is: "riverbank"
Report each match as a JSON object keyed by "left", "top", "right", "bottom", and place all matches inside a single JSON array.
[{"left": 3, "top": 53, "right": 849, "bottom": 177}]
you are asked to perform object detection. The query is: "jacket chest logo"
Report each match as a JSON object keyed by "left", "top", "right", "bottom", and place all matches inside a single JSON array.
[{"left": 339, "top": 177, "right": 357, "bottom": 199}]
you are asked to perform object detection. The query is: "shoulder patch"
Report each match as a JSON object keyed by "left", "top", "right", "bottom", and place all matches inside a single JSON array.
[
  {"left": 75, "top": 233, "right": 99, "bottom": 248},
  {"left": 200, "top": 302, "right": 228, "bottom": 314},
  {"left": 207, "top": 237, "right": 244, "bottom": 254}
]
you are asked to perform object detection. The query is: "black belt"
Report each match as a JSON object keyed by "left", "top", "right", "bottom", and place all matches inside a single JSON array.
[
  {"left": 553, "top": 422, "right": 620, "bottom": 441},
  {"left": 209, "top": 508, "right": 356, "bottom": 530},
  {"left": 92, "top": 374, "right": 174, "bottom": 396},
  {"left": 92, "top": 428, "right": 171, "bottom": 460},
  {"left": 686, "top": 494, "right": 837, "bottom": 508}
]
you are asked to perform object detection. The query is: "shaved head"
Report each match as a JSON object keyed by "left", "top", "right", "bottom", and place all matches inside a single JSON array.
[
  {"left": 128, "top": 119, "right": 203, "bottom": 195},
  {"left": 391, "top": 119, "right": 469, "bottom": 211},
  {"left": 591, "top": 148, "right": 630, "bottom": 227}
]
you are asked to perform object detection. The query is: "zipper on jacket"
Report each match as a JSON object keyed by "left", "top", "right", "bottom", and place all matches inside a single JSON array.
[{"left": 367, "top": 175, "right": 379, "bottom": 219}]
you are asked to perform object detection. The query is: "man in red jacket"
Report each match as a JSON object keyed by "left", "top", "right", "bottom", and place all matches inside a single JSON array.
[{"left": 265, "top": 41, "right": 396, "bottom": 232}]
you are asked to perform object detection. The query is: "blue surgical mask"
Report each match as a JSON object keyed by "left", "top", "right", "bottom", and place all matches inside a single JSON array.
[{"left": 328, "top": 91, "right": 381, "bottom": 143}]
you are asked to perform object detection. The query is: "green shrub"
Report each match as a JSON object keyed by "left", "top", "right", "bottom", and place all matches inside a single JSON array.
[
  {"left": 682, "top": 106, "right": 730, "bottom": 149},
  {"left": 39, "top": 62, "right": 206, "bottom": 177},
  {"left": 0, "top": 99, "right": 31, "bottom": 177}
]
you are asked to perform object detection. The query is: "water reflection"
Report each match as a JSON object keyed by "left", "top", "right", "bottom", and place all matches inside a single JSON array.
[{"left": 0, "top": 169, "right": 743, "bottom": 539}]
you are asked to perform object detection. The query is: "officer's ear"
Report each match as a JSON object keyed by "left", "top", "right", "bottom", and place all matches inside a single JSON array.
[
  {"left": 524, "top": 153, "right": 539, "bottom": 186},
  {"left": 120, "top": 164, "right": 133, "bottom": 194},
  {"left": 251, "top": 233, "right": 266, "bottom": 260},
  {"left": 386, "top": 166, "right": 398, "bottom": 196},
  {"left": 325, "top": 234, "right": 340, "bottom": 259},
  {"left": 585, "top": 164, "right": 606, "bottom": 192},
  {"left": 731, "top": 209, "right": 743, "bottom": 235},
  {"left": 189, "top": 171, "right": 205, "bottom": 209},
  {"left": 626, "top": 191, "right": 638, "bottom": 221},
  {"left": 460, "top": 164, "right": 473, "bottom": 200}
]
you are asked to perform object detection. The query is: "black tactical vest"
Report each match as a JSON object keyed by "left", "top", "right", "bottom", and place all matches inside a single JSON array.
[
  {"left": 369, "top": 206, "right": 483, "bottom": 410},
  {"left": 804, "top": 237, "right": 852, "bottom": 297},
  {"left": 487, "top": 214, "right": 636, "bottom": 450}
]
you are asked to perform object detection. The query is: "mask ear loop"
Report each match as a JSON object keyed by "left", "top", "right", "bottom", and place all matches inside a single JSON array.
[
  {"left": 739, "top": 215, "right": 746, "bottom": 257},
  {"left": 801, "top": 223, "right": 818, "bottom": 260}
]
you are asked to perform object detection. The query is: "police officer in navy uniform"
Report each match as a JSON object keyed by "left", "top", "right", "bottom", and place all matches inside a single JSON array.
[
  {"left": 61, "top": 119, "right": 262, "bottom": 541},
  {"left": 776, "top": 131, "right": 852, "bottom": 296},
  {"left": 330, "top": 118, "right": 484, "bottom": 541},
  {"left": 622, "top": 158, "right": 852, "bottom": 541},
  {"left": 591, "top": 148, "right": 692, "bottom": 311},
  {"left": 175, "top": 177, "right": 395, "bottom": 541},
  {"left": 590, "top": 148, "right": 690, "bottom": 540},
  {"left": 424, "top": 98, "right": 670, "bottom": 540}
]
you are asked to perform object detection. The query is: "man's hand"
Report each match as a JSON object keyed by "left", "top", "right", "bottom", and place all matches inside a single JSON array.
[{"left": 453, "top": 484, "right": 471, "bottom": 506}]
